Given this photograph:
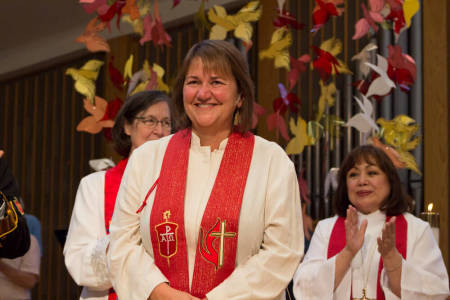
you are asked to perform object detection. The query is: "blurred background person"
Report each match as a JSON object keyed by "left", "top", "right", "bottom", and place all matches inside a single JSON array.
[{"left": 64, "top": 91, "right": 172, "bottom": 300}]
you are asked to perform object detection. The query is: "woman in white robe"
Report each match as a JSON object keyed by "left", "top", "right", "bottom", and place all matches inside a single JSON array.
[
  {"left": 108, "top": 40, "right": 304, "bottom": 300},
  {"left": 293, "top": 145, "right": 449, "bottom": 300},
  {"left": 64, "top": 91, "right": 172, "bottom": 300}
]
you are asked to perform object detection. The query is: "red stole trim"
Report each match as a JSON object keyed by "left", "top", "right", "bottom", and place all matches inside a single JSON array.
[
  {"left": 149, "top": 129, "right": 254, "bottom": 298},
  {"left": 104, "top": 158, "right": 128, "bottom": 300},
  {"left": 104, "top": 158, "right": 128, "bottom": 234},
  {"left": 328, "top": 214, "right": 407, "bottom": 300}
]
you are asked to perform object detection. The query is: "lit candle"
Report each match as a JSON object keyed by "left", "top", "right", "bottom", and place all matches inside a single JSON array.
[{"left": 419, "top": 203, "right": 440, "bottom": 244}]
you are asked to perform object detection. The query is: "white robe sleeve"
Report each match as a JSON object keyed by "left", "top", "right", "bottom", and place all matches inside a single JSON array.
[
  {"left": 206, "top": 150, "right": 304, "bottom": 299},
  {"left": 380, "top": 215, "right": 449, "bottom": 299},
  {"left": 63, "top": 171, "right": 112, "bottom": 290},
  {"left": 107, "top": 149, "right": 168, "bottom": 300},
  {"left": 292, "top": 217, "right": 352, "bottom": 300}
]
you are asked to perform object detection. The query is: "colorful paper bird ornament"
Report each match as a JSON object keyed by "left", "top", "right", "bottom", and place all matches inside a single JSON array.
[
  {"left": 387, "top": 45, "right": 416, "bottom": 92},
  {"left": 140, "top": 0, "right": 172, "bottom": 47},
  {"left": 77, "top": 96, "right": 114, "bottom": 134},
  {"left": 66, "top": 59, "right": 104, "bottom": 104},
  {"left": 364, "top": 54, "right": 395, "bottom": 98},
  {"left": 76, "top": 17, "right": 110, "bottom": 53},
  {"left": 345, "top": 95, "right": 379, "bottom": 134},
  {"left": 351, "top": 42, "right": 378, "bottom": 77},
  {"left": 369, "top": 136, "right": 406, "bottom": 168},
  {"left": 377, "top": 115, "right": 421, "bottom": 174},
  {"left": 274, "top": 0, "right": 304, "bottom": 30},
  {"left": 316, "top": 80, "right": 336, "bottom": 121},
  {"left": 259, "top": 27, "right": 292, "bottom": 70},
  {"left": 288, "top": 54, "right": 310, "bottom": 90},
  {"left": 286, "top": 116, "right": 316, "bottom": 155},
  {"left": 252, "top": 101, "right": 267, "bottom": 129},
  {"left": 312, "top": 38, "right": 352, "bottom": 81},
  {"left": 208, "top": 1, "right": 262, "bottom": 45},
  {"left": 353, "top": 0, "right": 387, "bottom": 40},
  {"left": 312, "top": 0, "right": 344, "bottom": 33}
]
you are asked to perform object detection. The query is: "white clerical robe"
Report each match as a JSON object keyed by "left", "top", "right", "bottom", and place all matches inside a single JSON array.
[
  {"left": 64, "top": 171, "right": 112, "bottom": 300},
  {"left": 293, "top": 210, "right": 450, "bottom": 300},
  {"left": 108, "top": 133, "right": 304, "bottom": 300}
]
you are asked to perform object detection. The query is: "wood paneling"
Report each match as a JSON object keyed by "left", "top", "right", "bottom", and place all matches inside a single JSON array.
[{"left": 423, "top": 0, "right": 449, "bottom": 269}]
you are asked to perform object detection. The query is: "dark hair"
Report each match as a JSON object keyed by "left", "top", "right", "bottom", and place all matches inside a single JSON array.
[
  {"left": 171, "top": 40, "right": 254, "bottom": 132},
  {"left": 112, "top": 90, "right": 170, "bottom": 157},
  {"left": 333, "top": 145, "right": 413, "bottom": 217}
]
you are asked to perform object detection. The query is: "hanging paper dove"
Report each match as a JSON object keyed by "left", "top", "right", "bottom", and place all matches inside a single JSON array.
[
  {"left": 345, "top": 95, "right": 379, "bottom": 133},
  {"left": 286, "top": 116, "right": 315, "bottom": 154},
  {"left": 353, "top": 0, "right": 386, "bottom": 40},
  {"left": 76, "top": 17, "right": 110, "bottom": 53},
  {"left": 273, "top": 4, "right": 304, "bottom": 30},
  {"left": 98, "top": 0, "right": 126, "bottom": 32},
  {"left": 109, "top": 56, "right": 126, "bottom": 90},
  {"left": 122, "top": 0, "right": 140, "bottom": 21},
  {"left": 369, "top": 136, "right": 406, "bottom": 168},
  {"left": 312, "top": 0, "right": 344, "bottom": 32},
  {"left": 288, "top": 54, "right": 310, "bottom": 90},
  {"left": 377, "top": 115, "right": 421, "bottom": 174},
  {"left": 252, "top": 101, "right": 267, "bottom": 129},
  {"left": 151, "top": 63, "right": 170, "bottom": 93},
  {"left": 66, "top": 59, "right": 104, "bottom": 104},
  {"left": 316, "top": 80, "right": 336, "bottom": 121},
  {"left": 387, "top": 45, "right": 416, "bottom": 92},
  {"left": 403, "top": 0, "right": 420, "bottom": 28},
  {"left": 385, "top": 0, "right": 405, "bottom": 41},
  {"left": 312, "top": 38, "right": 352, "bottom": 81},
  {"left": 139, "top": 0, "right": 172, "bottom": 47},
  {"left": 123, "top": 54, "right": 134, "bottom": 84},
  {"left": 89, "top": 158, "right": 115, "bottom": 171},
  {"left": 324, "top": 167, "right": 339, "bottom": 198},
  {"left": 259, "top": 27, "right": 292, "bottom": 70},
  {"left": 364, "top": 54, "right": 395, "bottom": 98},
  {"left": 208, "top": 1, "right": 262, "bottom": 44},
  {"left": 351, "top": 42, "right": 378, "bottom": 77},
  {"left": 77, "top": 96, "right": 114, "bottom": 134},
  {"left": 273, "top": 83, "right": 301, "bottom": 114},
  {"left": 194, "top": 0, "right": 212, "bottom": 32},
  {"left": 266, "top": 111, "right": 290, "bottom": 141},
  {"left": 81, "top": 0, "right": 109, "bottom": 15}
]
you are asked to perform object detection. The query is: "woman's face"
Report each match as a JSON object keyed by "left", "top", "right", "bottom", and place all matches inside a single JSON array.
[
  {"left": 183, "top": 57, "right": 242, "bottom": 137},
  {"left": 346, "top": 159, "right": 391, "bottom": 214},
  {"left": 125, "top": 101, "right": 171, "bottom": 152}
]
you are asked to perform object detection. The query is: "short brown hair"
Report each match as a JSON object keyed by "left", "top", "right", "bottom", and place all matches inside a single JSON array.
[
  {"left": 333, "top": 145, "right": 413, "bottom": 217},
  {"left": 171, "top": 40, "right": 254, "bottom": 132},
  {"left": 112, "top": 90, "right": 171, "bottom": 157}
]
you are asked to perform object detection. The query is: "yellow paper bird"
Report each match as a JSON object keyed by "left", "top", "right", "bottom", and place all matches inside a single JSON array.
[
  {"left": 316, "top": 38, "right": 352, "bottom": 75},
  {"left": 316, "top": 80, "right": 336, "bottom": 121},
  {"left": 377, "top": 115, "right": 421, "bottom": 175},
  {"left": 65, "top": 59, "right": 104, "bottom": 104},
  {"left": 123, "top": 54, "right": 134, "bottom": 83},
  {"left": 259, "top": 27, "right": 292, "bottom": 70},
  {"left": 286, "top": 116, "right": 316, "bottom": 155},
  {"left": 152, "top": 63, "right": 170, "bottom": 93},
  {"left": 208, "top": 1, "right": 262, "bottom": 44},
  {"left": 403, "top": 0, "right": 420, "bottom": 28}
]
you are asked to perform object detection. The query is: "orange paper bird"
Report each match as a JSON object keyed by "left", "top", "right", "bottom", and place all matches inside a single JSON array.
[
  {"left": 76, "top": 17, "right": 110, "bottom": 53},
  {"left": 122, "top": 0, "right": 140, "bottom": 21},
  {"left": 77, "top": 97, "right": 114, "bottom": 134}
]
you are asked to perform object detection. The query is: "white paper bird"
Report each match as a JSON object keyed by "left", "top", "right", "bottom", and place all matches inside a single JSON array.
[
  {"left": 89, "top": 158, "right": 115, "bottom": 171},
  {"left": 364, "top": 54, "right": 396, "bottom": 98},
  {"left": 345, "top": 95, "right": 379, "bottom": 133},
  {"left": 351, "top": 42, "right": 378, "bottom": 77}
]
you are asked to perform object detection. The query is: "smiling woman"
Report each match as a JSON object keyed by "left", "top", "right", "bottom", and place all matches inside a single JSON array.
[
  {"left": 107, "top": 40, "right": 304, "bottom": 300},
  {"left": 293, "top": 145, "right": 449, "bottom": 300}
]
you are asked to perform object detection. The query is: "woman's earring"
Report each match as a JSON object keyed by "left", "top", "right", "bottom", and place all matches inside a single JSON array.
[{"left": 233, "top": 109, "right": 241, "bottom": 125}]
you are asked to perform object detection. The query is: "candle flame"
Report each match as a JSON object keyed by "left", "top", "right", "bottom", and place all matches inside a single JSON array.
[{"left": 428, "top": 203, "right": 433, "bottom": 212}]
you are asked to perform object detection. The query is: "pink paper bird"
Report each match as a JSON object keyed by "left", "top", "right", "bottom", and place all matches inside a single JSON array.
[
  {"left": 288, "top": 54, "right": 311, "bottom": 90},
  {"left": 353, "top": 0, "right": 386, "bottom": 40},
  {"left": 252, "top": 101, "right": 267, "bottom": 129}
]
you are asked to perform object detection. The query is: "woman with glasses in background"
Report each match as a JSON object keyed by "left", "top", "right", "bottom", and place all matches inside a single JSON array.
[{"left": 64, "top": 90, "right": 172, "bottom": 300}]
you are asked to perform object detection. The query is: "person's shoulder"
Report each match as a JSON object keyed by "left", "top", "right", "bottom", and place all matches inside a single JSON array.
[
  {"left": 253, "top": 135, "right": 291, "bottom": 160},
  {"left": 80, "top": 170, "right": 106, "bottom": 185},
  {"left": 402, "top": 212, "right": 429, "bottom": 230},
  {"left": 133, "top": 134, "right": 173, "bottom": 157},
  {"left": 316, "top": 215, "right": 339, "bottom": 227}
]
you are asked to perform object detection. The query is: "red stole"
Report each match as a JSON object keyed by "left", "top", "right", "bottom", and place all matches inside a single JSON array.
[
  {"left": 104, "top": 158, "right": 128, "bottom": 300},
  {"left": 327, "top": 214, "right": 407, "bottom": 300},
  {"left": 149, "top": 129, "right": 254, "bottom": 298}
]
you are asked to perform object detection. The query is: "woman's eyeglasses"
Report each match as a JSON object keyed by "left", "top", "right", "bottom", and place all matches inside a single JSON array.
[{"left": 135, "top": 117, "right": 171, "bottom": 129}]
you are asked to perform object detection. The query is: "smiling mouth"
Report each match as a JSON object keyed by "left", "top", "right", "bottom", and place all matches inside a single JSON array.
[
  {"left": 357, "top": 191, "right": 372, "bottom": 197},
  {"left": 195, "top": 103, "right": 217, "bottom": 108}
]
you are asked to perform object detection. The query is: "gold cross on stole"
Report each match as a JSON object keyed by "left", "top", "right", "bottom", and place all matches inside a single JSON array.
[
  {"left": 353, "top": 289, "right": 375, "bottom": 300},
  {"left": 210, "top": 220, "right": 236, "bottom": 268}
]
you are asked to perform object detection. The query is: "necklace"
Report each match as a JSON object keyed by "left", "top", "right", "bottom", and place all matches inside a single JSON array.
[{"left": 353, "top": 236, "right": 377, "bottom": 300}]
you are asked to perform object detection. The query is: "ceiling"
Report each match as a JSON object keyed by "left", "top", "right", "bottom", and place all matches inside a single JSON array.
[{"left": 0, "top": 0, "right": 241, "bottom": 77}]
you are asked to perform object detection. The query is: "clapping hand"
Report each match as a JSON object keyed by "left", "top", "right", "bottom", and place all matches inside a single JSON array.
[
  {"left": 377, "top": 217, "right": 401, "bottom": 263},
  {"left": 344, "top": 205, "right": 368, "bottom": 256}
]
